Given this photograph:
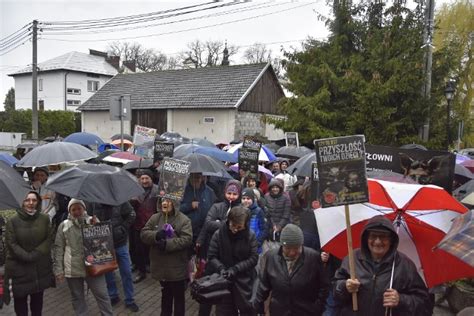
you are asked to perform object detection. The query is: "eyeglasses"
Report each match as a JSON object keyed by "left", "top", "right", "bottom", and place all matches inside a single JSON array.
[{"left": 368, "top": 232, "right": 391, "bottom": 241}]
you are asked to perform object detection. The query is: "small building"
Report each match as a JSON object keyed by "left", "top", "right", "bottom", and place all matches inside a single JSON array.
[
  {"left": 78, "top": 63, "right": 286, "bottom": 143},
  {"left": 8, "top": 50, "right": 135, "bottom": 111}
]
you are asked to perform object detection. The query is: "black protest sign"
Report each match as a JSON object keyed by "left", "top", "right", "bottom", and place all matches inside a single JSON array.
[
  {"left": 158, "top": 157, "right": 191, "bottom": 201},
  {"left": 154, "top": 141, "right": 174, "bottom": 163},
  {"left": 314, "top": 135, "right": 369, "bottom": 208},
  {"left": 82, "top": 222, "right": 115, "bottom": 265},
  {"left": 285, "top": 132, "right": 299, "bottom": 147},
  {"left": 239, "top": 147, "right": 259, "bottom": 176},
  {"left": 365, "top": 144, "right": 455, "bottom": 193}
]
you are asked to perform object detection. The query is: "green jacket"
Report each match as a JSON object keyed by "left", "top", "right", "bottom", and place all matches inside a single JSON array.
[
  {"left": 54, "top": 215, "right": 95, "bottom": 278},
  {"left": 141, "top": 210, "right": 192, "bottom": 281},
  {"left": 4, "top": 208, "right": 54, "bottom": 301}
]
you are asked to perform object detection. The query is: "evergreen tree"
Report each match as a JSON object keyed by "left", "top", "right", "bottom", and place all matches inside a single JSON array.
[
  {"left": 3, "top": 87, "right": 15, "bottom": 112},
  {"left": 273, "top": 1, "right": 454, "bottom": 149}
]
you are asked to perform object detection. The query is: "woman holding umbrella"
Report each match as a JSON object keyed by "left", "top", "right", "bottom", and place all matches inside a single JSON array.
[{"left": 3, "top": 191, "right": 54, "bottom": 315}]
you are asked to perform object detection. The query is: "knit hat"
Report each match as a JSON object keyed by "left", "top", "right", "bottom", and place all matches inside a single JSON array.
[
  {"left": 68, "top": 198, "right": 86, "bottom": 212},
  {"left": 33, "top": 166, "right": 49, "bottom": 176},
  {"left": 225, "top": 180, "right": 242, "bottom": 195},
  {"left": 241, "top": 188, "right": 255, "bottom": 203},
  {"left": 280, "top": 224, "right": 304, "bottom": 246},
  {"left": 137, "top": 168, "right": 154, "bottom": 180}
]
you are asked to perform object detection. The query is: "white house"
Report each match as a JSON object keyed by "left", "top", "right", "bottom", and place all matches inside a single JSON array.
[
  {"left": 78, "top": 63, "right": 286, "bottom": 143},
  {"left": 8, "top": 50, "right": 135, "bottom": 111}
]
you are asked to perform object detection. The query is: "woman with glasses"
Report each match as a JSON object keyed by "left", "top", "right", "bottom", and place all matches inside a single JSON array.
[
  {"left": 207, "top": 205, "right": 258, "bottom": 316},
  {"left": 4, "top": 191, "right": 54, "bottom": 315}
]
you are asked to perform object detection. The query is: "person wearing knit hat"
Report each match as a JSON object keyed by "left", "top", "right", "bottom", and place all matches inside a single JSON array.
[
  {"left": 136, "top": 168, "right": 154, "bottom": 181},
  {"left": 54, "top": 197, "right": 113, "bottom": 316},
  {"left": 241, "top": 188, "right": 267, "bottom": 254},
  {"left": 252, "top": 223, "right": 329, "bottom": 315}
]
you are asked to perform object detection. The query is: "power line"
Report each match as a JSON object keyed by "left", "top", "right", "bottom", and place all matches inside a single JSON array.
[
  {"left": 0, "top": 22, "right": 32, "bottom": 44},
  {"left": 41, "top": 1, "right": 218, "bottom": 25},
  {"left": 0, "top": 29, "right": 31, "bottom": 49},
  {"left": 0, "top": 32, "right": 32, "bottom": 53},
  {"left": 40, "top": 1, "right": 243, "bottom": 31},
  {"left": 41, "top": 2, "right": 316, "bottom": 43},
  {"left": 0, "top": 37, "right": 31, "bottom": 56},
  {"left": 40, "top": 1, "right": 277, "bottom": 36}
]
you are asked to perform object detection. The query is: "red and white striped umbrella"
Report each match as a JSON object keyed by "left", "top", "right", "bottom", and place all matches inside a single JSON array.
[{"left": 315, "top": 179, "right": 473, "bottom": 287}]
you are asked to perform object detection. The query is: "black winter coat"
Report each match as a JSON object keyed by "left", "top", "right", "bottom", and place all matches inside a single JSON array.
[
  {"left": 87, "top": 202, "right": 136, "bottom": 248},
  {"left": 333, "top": 216, "right": 432, "bottom": 316},
  {"left": 253, "top": 247, "right": 329, "bottom": 316},
  {"left": 4, "top": 209, "right": 54, "bottom": 301},
  {"left": 207, "top": 222, "right": 258, "bottom": 312}
]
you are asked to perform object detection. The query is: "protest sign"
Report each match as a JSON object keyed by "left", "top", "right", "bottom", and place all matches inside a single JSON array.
[
  {"left": 365, "top": 144, "right": 455, "bottom": 193},
  {"left": 242, "top": 137, "right": 262, "bottom": 151},
  {"left": 239, "top": 136, "right": 262, "bottom": 178},
  {"left": 285, "top": 132, "right": 299, "bottom": 147},
  {"left": 314, "top": 135, "right": 369, "bottom": 208},
  {"left": 158, "top": 157, "right": 191, "bottom": 201},
  {"left": 82, "top": 222, "right": 115, "bottom": 266},
  {"left": 133, "top": 125, "right": 156, "bottom": 147},
  {"left": 154, "top": 141, "right": 174, "bottom": 163}
]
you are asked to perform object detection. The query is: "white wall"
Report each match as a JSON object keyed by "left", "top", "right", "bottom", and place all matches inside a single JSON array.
[
  {"left": 167, "top": 108, "right": 236, "bottom": 143},
  {"left": 82, "top": 111, "right": 131, "bottom": 141},
  {"left": 14, "top": 71, "right": 113, "bottom": 111},
  {"left": 0, "top": 132, "right": 26, "bottom": 150}
]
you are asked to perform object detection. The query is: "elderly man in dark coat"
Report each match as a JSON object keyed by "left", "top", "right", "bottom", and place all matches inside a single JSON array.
[{"left": 252, "top": 224, "right": 328, "bottom": 316}]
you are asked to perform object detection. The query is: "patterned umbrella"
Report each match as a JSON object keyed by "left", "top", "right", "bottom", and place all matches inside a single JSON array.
[{"left": 435, "top": 210, "right": 474, "bottom": 267}]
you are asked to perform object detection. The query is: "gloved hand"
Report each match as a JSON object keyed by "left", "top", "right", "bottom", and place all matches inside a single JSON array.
[
  {"left": 157, "top": 239, "right": 166, "bottom": 251},
  {"left": 222, "top": 267, "right": 237, "bottom": 281},
  {"left": 155, "top": 229, "right": 166, "bottom": 241}
]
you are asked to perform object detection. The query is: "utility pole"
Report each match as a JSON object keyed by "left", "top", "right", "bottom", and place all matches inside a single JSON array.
[
  {"left": 421, "top": 0, "right": 435, "bottom": 142},
  {"left": 32, "top": 20, "right": 39, "bottom": 140}
]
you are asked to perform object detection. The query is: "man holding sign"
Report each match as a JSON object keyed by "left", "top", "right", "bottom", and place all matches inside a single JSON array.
[{"left": 333, "top": 216, "right": 431, "bottom": 316}]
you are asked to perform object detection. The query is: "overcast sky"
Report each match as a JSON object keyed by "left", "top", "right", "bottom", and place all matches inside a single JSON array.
[{"left": 0, "top": 0, "right": 452, "bottom": 110}]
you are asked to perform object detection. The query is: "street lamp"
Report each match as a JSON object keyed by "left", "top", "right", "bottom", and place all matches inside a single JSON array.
[{"left": 444, "top": 81, "right": 455, "bottom": 150}]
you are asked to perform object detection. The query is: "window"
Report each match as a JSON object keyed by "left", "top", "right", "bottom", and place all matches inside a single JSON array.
[
  {"left": 38, "top": 100, "right": 44, "bottom": 111},
  {"left": 87, "top": 80, "right": 99, "bottom": 92},
  {"left": 87, "top": 73, "right": 100, "bottom": 78},
  {"left": 38, "top": 79, "right": 43, "bottom": 91},
  {"left": 67, "top": 88, "right": 81, "bottom": 95},
  {"left": 67, "top": 100, "right": 81, "bottom": 106},
  {"left": 203, "top": 117, "right": 215, "bottom": 124}
]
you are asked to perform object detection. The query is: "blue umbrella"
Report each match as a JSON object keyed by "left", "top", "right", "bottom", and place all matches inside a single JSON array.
[
  {"left": 64, "top": 132, "right": 105, "bottom": 146},
  {"left": 0, "top": 153, "right": 18, "bottom": 167},
  {"left": 98, "top": 143, "right": 119, "bottom": 153},
  {"left": 174, "top": 144, "right": 237, "bottom": 163},
  {"left": 227, "top": 143, "right": 277, "bottom": 162}
]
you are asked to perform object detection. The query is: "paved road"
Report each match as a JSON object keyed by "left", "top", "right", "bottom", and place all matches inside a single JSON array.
[{"left": 2, "top": 272, "right": 456, "bottom": 315}]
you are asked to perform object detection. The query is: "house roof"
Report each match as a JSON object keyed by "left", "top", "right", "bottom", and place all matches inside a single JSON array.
[
  {"left": 9, "top": 51, "right": 118, "bottom": 76},
  {"left": 79, "top": 63, "right": 277, "bottom": 111}
]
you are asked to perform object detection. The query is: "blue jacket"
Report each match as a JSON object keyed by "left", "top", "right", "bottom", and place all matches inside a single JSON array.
[
  {"left": 180, "top": 183, "right": 216, "bottom": 242},
  {"left": 248, "top": 202, "right": 267, "bottom": 253}
]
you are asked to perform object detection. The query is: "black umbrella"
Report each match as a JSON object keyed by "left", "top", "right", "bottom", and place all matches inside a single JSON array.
[
  {"left": 123, "top": 159, "right": 154, "bottom": 170},
  {"left": 286, "top": 152, "right": 316, "bottom": 177},
  {"left": 0, "top": 161, "right": 31, "bottom": 210},
  {"left": 111, "top": 133, "right": 133, "bottom": 142},
  {"left": 180, "top": 153, "right": 232, "bottom": 178},
  {"left": 45, "top": 164, "right": 144, "bottom": 205},
  {"left": 366, "top": 169, "right": 417, "bottom": 184},
  {"left": 264, "top": 143, "right": 281, "bottom": 153},
  {"left": 276, "top": 146, "right": 312, "bottom": 159}
]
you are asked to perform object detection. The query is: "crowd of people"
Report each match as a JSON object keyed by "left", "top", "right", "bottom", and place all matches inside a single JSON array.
[{"left": 1, "top": 158, "right": 436, "bottom": 316}]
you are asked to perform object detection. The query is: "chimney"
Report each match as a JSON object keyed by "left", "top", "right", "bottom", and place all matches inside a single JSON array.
[
  {"left": 89, "top": 49, "right": 108, "bottom": 58},
  {"left": 106, "top": 55, "right": 120, "bottom": 70},
  {"left": 123, "top": 60, "right": 136, "bottom": 72}
]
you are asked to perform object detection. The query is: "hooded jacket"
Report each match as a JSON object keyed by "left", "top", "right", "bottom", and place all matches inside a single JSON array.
[
  {"left": 264, "top": 179, "right": 291, "bottom": 230},
  {"left": 140, "top": 201, "right": 192, "bottom": 282},
  {"left": 333, "top": 216, "right": 432, "bottom": 316},
  {"left": 253, "top": 246, "right": 329, "bottom": 316},
  {"left": 207, "top": 219, "right": 258, "bottom": 312},
  {"left": 4, "top": 205, "right": 54, "bottom": 301},
  {"left": 54, "top": 214, "right": 96, "bottom": 278}
]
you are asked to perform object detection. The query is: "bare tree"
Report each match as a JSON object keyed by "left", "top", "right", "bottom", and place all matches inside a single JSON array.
[
  {"left": 243, "top": 42, "right": 272, "bottom": 64},
  {"left": 180, "top": 39, "right": 239, "bottom": 68},
  {"left": 106, "top": 41, "right": 175, "bottom": 72}
]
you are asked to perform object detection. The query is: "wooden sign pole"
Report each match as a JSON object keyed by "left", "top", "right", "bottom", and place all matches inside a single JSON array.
[{"left": 345, "top": 204, "right": 358, "bottom": 311}]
